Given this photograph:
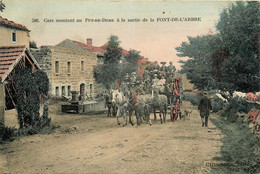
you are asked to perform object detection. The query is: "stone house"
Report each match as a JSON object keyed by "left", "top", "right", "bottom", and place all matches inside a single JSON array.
[
  {"left": 31, "top": 40, "right": 99, "bottom": 101},
  {"left": 67, "top": 38, "right": 105, "bottom": 65}
]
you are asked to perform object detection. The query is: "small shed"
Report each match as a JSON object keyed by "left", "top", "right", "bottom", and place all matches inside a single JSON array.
[{"left": 0, "top": 45, "right": 40, "bottom": 126}]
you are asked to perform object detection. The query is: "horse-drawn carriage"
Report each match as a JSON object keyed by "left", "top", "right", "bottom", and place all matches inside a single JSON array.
[{"left": 103, "top": 63, "right": 182, "bottom": 126}]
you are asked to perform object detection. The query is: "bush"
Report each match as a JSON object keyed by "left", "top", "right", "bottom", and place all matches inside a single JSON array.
[
  {"left": 221, "top": 97, "right": 255, "bottom": 122},
  {"left": 0, "top": 124, "right": 57, "bottom": 142},
  {"left": 0, "top": 125, "right": 16, "bottom": 141},
  {"left": 182, "top": 92, "right": 201, "bottom": 106},
  {"left": 211, "top": 97, "right": 226, "bottom": 112}
]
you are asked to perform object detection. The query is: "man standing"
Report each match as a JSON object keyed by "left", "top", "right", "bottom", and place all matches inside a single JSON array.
[{"left": 198, "top": 92, "right": 212, "bottom": 127}]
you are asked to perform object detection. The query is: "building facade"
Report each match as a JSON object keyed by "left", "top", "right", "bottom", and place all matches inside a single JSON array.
[
  {"left": 0, "top": 16, "right": 34, "bottom": 126},
  {"left": 0, "top": 16, "right": 30, "bottom": 48},
  {"left": 31, "top": 43, "right": 98, "bottom": 100}
]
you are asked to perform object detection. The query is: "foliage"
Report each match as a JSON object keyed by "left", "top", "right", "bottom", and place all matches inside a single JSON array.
[
  {"left": 217, "top": 1, "right": 260, "bottom": 92},
  {"left": 125, "top": 49, "right": 140, "bottom": 64},
  {"left": 0, "top": 125, "right": 15, "bottom": 141},
  {"left": 103, "top": 35, "right": 122, "bottom": 64},
  {"left": 119, "top": 49, "right": 140, "bottom": 79},
  {"left": 14, "top": 68, "right": 50, "bottom": 128},
  {"left": 177, "top": 2, "right": 260, "bottom": 92},
  {"left": 177, "top": 35, "right": 222, "bottom": 90},
  {"left": 94, "top": 35, "right": 139, "bottom": 89},
  {"left": 211, "top": 116, "right": 260, "bottom": 173},
  {"left": 0, "top": 124, "right": 58, "bottom": 142},
  {"left": 94, "top": 63, "right": 120, "bottom": 89},
  {"left": 118, "top": 61, "right": 137, "bottom": 80},
  {"left": 0, "top": 0, "right": 5, "bottom": 12},
  {"left": 182, "top": 92, "right": 201, "bottom": 106},
  {"left": 221, "top": 97, "right": 255, "bottom": 122},
  {"left": 29, "top": 41, "right": 38, "bottom": 49}
]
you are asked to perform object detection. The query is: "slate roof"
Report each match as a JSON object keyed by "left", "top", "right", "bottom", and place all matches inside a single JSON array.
[
  {"left": 0, "top": 45, "right": 40, "bottom": 82},
  {"left": 0, "top": 16, "right": 30, "bottom": 31}
]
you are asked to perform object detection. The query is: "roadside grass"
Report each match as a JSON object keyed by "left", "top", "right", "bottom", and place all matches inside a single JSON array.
[
  {"left": 0, "top": 124, "right": 59, "bottom": 143},
  {"left": 210, "top": 115, "right": 260, "bottom": 174}
]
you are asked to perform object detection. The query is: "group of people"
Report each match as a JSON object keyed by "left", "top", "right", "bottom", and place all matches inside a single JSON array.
[
  {"left": 119, "top": 61, "right": 177, "bottom": 97},
  {"left": 104, "top": 60, "right": 213, "bottom": 128}
]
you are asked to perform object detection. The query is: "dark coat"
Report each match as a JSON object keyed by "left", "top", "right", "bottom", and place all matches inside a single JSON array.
[{"left": 198, "top": 96, "right": 212, "bottom": 117}]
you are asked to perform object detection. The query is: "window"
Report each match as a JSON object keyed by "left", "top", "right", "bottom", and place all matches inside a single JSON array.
[
  {"left": 55, "top": 61, "right": 59, "bottom": 74},
  {"left": 67, "top": 62, "right": 71, "bottom": 74},
  {"left": 55, "top": 87, "right": 59, "bottom": 97},
  {"left": 12, "top": 30, "right": 16, "bottom": 42},
  {"left": 81, "top": 61, "right": 84, "bottom": 71},
  {"left": 62, "top": 86, "right": 65, "bottom": 96},
  {"left": 67, "top": 86, "right": 71, "bottom": 96}
]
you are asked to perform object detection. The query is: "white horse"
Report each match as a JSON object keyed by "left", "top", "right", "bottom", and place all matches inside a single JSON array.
[
  {"left": 152, "top": 88, "right": 168, "bottom": 124},
  {"left": 111, "top": 89, "right": 131, "bottom": 126}
]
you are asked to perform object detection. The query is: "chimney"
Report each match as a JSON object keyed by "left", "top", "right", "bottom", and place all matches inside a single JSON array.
[{"left": 86, "top": 38, "right": 92, "bottom": 47}]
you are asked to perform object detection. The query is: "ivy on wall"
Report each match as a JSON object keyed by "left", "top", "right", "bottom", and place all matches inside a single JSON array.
[{"left": 14, "top": 68, "right": 50, "bottom": 128}]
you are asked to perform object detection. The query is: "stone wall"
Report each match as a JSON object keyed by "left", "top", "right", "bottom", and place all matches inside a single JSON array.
[
  {"left": 31, "top": 45, "right": 98, "bottom": 99},
  {"left": 51, "top": 46, "right": 98, "bottom": 98},
  {"left": 0, "top": 83, "right": 5, "bottom": 126},
  {"left": 31, "top": 46, "right": 53, "bottom": 95}
]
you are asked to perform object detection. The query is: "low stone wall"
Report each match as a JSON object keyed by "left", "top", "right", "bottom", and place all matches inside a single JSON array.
[
  {"left": 62, "top": 101, "right": 106, "bottom": 114},
  {"left": 83, "top": 101, "right": 106, "bottom": 113}
]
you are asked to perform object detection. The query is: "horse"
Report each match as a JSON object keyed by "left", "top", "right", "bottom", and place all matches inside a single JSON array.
[
  {"left": 111, "top": 89, "right": 133, "bottom": 126},
  {"left": 126, "top": 90, "right": 153, "bottom": 126},
  {"left": 152, "top": 88, "right": 168, "bottom": 124},
  {"left": 154, "top": 83, "right": 174, "bottom": 106},
  {"left": 103, "top": 90, "right": 117, "bottom": 117}
]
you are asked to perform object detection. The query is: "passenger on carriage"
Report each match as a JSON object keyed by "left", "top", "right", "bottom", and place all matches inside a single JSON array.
[
  {"left": 160, "top": 62, "right": 167, "bottom": 74},
  {"left": 152, "top": 73, "right": 160, "bottom": 88},
  {"left": 167, "top": 61, "right": 176, "bottom": 77},
  {"left": 158, "top": 74, "right": 166, "bottom": 86},
  {"left": 152, "top": 61, "right": 160, "bottom": 71}
]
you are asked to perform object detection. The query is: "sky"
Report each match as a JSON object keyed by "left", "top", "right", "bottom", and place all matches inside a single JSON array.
[{"left": 1, "top": 0, "right": 233, "bottom": 69}]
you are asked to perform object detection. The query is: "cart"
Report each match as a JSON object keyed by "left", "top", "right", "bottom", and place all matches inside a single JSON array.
[{"left": 169, "top": 77, "right": 181, "bottom": 122}]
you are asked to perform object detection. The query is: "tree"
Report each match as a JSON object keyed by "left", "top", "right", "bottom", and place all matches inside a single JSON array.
[
  {"left": 29, "top": 41, "right": 38, "bottom": 49},
  {"left": 103, "top": 35, "right": 122, "bottom": 64},
  {"left": 0, "top": 0, "right": 5, "bottom": 12},
  {"left": 94, "top": 63, "right": 120, "bottom": 89},
  {"left": 119, "top": 49, "right": 140, "bottom": 78},
  {"left": 94, "top": 35, "right": 122, "bottom": 89},
  {"left": 177, "top": 2, "right": 259, "bottom": 92},
  {"left": 125, "top": 49, "right": 140, "bottom": 64},
  {"left": 216, "top": 1, "right": 259, "bottom": 92},
  {"left": 176, "top": 35, "right": 222, "bottom": 90}
]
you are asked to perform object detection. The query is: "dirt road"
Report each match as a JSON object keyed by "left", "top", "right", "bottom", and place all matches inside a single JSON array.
[{"left": 0, "top": 101, "right": 225, "bottom": 174}]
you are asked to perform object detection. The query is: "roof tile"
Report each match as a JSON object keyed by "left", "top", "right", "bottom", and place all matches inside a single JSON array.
[
  {"left": 0, "top": 16, "right": 30, "bottom": 31},
  {"left": 0, "top": 45, "right": 26, "bottom": 80}
]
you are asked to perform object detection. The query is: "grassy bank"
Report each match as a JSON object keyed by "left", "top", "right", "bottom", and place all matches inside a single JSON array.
[{"left": 210, "top": 115, "right": 260, "bottom": 174}]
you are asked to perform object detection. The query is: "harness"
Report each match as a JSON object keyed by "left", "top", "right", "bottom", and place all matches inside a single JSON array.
[{"left": 133, "top": 91, "right": 138, "bottom": 105}]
